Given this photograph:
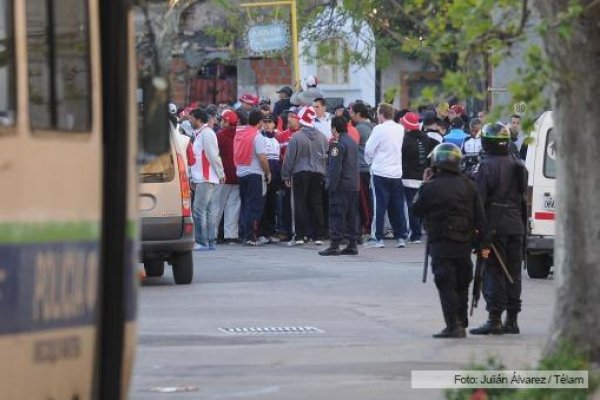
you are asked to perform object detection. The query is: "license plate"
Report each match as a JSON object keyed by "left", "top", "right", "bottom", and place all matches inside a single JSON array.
[{"left": 544, "top": 196, "right": 555, "bottom": 210}]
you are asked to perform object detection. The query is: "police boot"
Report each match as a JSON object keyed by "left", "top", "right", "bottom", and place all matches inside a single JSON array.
[
  {"left": 502, "top": 311, "right": 520, "bottom": 334},
  {"left": 433, "top": 315, "right": 466, "bottom": 339},
  {"left": 340, "top": 240, "right": 358, "bottom": 255},
  {"left": 469, "top": 313, "right": 503, "bottom": 335},
  {"left": 319, "top": 241, "right": 341, "bottom": 256}
]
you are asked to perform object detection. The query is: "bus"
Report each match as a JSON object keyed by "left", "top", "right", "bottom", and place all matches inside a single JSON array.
[{"left": 0, "top": 0, "right": 168, "bottom": 398}]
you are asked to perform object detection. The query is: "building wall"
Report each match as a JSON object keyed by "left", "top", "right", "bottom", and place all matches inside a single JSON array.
[
  {"left": 299, "top": 8, "right": 376, "bottom": 107},
  {"left": 380, "top": 56, "right": 440, "bottom": 109},
  {"left": 237, "top": 58, "right": 293, "bottom": 101}
]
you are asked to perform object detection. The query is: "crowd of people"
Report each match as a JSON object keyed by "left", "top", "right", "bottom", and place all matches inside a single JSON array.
[
  {"left": 169, "top": 76, "right": 527, "bottom": 253},
  {"left": 167, "top": 75, "right": 529, "bottom": 338}
]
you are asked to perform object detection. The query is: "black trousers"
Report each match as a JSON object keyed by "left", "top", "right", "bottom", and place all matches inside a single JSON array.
[
  {"left": 431, "top": 255, "right": 473, "bottom": 326},
  {"left": 293, "top": 171, "right": 325, "bottom": 240},
  {"left": 329, "top": 191, "right": 359, "bottom": 242},
  {"left": 483, "top": 235, "right": 523, "bottom": 314},
  {"left": 359, "top": 172, "right": 372, "bottom": 235},
  {"left": 258, "top": 181, "right": 278, "bottom": 237}
]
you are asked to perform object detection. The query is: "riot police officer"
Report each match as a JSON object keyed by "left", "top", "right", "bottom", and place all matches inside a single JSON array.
[
  {"left": 319, "top": 116, "right": 360, "bottom": 256},
  {"left": 411, "top": 143, "right": 486, "bottom": 338},
  {"left": 470, "top": 123, "right": 528, "bottom": 335}
]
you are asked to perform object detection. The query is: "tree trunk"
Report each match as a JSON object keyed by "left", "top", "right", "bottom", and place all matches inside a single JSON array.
[{"left": 533, "top": 0, "right": 600, "bottom": 362}]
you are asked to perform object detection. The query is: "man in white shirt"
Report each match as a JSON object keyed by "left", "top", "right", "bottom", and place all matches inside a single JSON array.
[
  {"left": 364, "top": 103, "right": 409, "bottom": 249},
  {"left": 190, "top": 109, "right": 226, "bottom": 251},
  {"left": 313, "top": 98, "right": 332, "bottom": 141}
]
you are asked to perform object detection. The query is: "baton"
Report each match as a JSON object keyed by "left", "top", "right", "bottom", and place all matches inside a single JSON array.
[
  {"left": 422, "top": 239, "right": 429, "bottom": 283},
  {"left": 491, "top": 242, "right": 514, "bottom": 284}
]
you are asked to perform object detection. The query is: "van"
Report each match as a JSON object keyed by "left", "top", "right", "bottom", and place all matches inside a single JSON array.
[
  {"left": 139, "top": 125, "right": 195, "bottom": 284},
  {"left": 525, "top": 111, "right": 555, "bottom": 278}
]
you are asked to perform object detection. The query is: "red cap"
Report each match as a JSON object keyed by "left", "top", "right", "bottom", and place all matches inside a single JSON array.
[
  {"left": 221, "top": 109, "right": 238, "bottom": 125},
  {"left": 239, "top": 93, "right": 259, "bottom": 106},
  {"left": 400, "top": 112, "right": 421, "bottom": 131}
]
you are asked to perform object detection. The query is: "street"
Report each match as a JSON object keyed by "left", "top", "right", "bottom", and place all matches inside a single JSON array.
[{"left": 131, "top": 241, "right": 555, "bottom": 400}]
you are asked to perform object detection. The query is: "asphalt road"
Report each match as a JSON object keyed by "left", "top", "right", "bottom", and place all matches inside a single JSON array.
[{"left": 130, "top": 240, "right": 555, "bottom": 400}]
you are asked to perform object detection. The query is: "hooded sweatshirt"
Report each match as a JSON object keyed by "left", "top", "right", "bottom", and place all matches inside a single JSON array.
[{"left": 281, "top": 126, "right": 329, "bottom": 180}]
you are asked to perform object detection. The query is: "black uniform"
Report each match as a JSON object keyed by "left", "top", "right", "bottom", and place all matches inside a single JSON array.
[
  {"left": 411, "top": 170, "right": 486, "bottom": 334},
  {"left": 474, "top": 153, "right": 527, "bottom": 321},
  {"left": 326, "top": 132, "right": 360, "bottom": 244}
]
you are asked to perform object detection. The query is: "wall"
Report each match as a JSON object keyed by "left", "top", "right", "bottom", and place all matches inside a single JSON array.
[
  {"left": 380, "top": 56, "right": 440, "bottom": 109},
  {"left": 299, "top": 7, "right": 376, "bottom": 107}
]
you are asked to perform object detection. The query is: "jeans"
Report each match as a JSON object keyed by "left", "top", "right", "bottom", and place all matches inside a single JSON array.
[
  {"left": 372, "top": 175, "right": 408, "bottom": 240},
  {"left": 404, "top": 186, "right": 422, "bottom": 241},
  {"left": 193, "top": 182, "right": 218, "bottom": 245}
]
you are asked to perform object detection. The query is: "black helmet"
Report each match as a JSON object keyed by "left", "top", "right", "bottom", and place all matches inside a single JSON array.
[
  {"left": 276, "top": 86, "right": 293, "bottom": 97},
  {"left": 481, "top": 123, "right": 510, "bottom": 155},
  {"left": 430, "top": 143, "right": 462, "bottom": 173}
]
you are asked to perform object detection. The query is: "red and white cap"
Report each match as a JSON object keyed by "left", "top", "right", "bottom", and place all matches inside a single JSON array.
[
  {"left": 400, "top": 112, "right": 421, "bottom": 131},
  {"left": 239, "top": 93, "right": 259, "bottom": 106},
  {"left": 297, "top": 106, "right": 316, "bottom": 128},
  {"left": 221, "top": 109, "right": 238, "bottom": 125}
]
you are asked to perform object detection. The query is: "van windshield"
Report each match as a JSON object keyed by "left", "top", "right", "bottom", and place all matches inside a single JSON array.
[
  {"left": 141, "top": 152, "right": 175, "bottom": 183},
  {"left": 544, "top": 129, "right": 556, "bottom": 179}
]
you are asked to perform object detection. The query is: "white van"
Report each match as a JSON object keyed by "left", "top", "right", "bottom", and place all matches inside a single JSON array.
[
  {"left": 139, "top": 124, "right": 195, "bottom": 284},
  {"left": 525, "top": 111, "right": 555, "bottom": 278}
]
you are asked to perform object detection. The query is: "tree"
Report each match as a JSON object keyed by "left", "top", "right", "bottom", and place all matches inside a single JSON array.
[
  {"left": 533, "top": 0, "right": 600, "bottom": 362},
  {"left": 135, "top": 0, "right": 193, "bottom": 78}
]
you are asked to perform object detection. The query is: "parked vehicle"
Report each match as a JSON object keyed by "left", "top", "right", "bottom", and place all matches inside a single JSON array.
[
  {"left": 140, "top": 125, "right": 195, "bottom": 284},
  {"left": 525, "top": 111, "right": 555, "bottom": 278}
]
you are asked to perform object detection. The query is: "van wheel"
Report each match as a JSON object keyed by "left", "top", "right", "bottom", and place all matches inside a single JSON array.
[
  {"left": 527, "top": 254, "right": 551, "bottom": 279},
  {"left": 144, "top": 260, "right": 165, "bottom": 277},
  {"left": 171, "top": 252, "right": 194, "bottom": 284}
]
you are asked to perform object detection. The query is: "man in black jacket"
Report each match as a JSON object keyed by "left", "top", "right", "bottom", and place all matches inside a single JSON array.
[
  {"left": 411, "top": 143, "right": 486, "bottom": 338},
  {"left": 469, "top": 123, "right": 528, "bottom": 335},
  {"left": 400, "top": 112, "right": 437, "bottom": 243},
  {"left": 319, "top": 116, "right": 360, "bottom": 256}
]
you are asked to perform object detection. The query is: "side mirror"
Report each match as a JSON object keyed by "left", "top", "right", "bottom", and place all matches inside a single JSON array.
[{"left": 138, "top": 77, "right": 170, "bottom": 159}]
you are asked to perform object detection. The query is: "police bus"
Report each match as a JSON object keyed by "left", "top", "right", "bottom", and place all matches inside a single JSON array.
[{"left": 0, "top": 0, "right": 168, "bottom": 398}]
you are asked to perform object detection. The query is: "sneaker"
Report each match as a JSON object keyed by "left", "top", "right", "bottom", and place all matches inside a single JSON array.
[
  {"left": 269, "top": 236, "right": 280, "bottom": 244},
  {"left": 225, "top": 238, "right": 241, "bottom": 245},
  {"left": 384, "top": 231, "right": 394, "bottom": 240},
  {"left": 258, "top": 236, "right": 270, "bottom": 245},
  {"left": 364, "top": 239, "right": 385, "bottom": 248},
  {"left": 294, "top": 239, "right": 306, "bottom": 245},
  {"left": 193, "top": 243, "right": 210, "bottom": 251},
  {"left": 244, "top": 240, "right": 260, "bottom": 246},
  {"left": 314, "top": 240, "right": 323, "bottom": 245},
  {"left": 396, "top": 238, "right": 406, "bottom": 248},
  {"left": 408, "top": 239, "right": 422, "bottom": 244},
  {"left": 209, "top": 242, "right": 217, "bottom": 250}
]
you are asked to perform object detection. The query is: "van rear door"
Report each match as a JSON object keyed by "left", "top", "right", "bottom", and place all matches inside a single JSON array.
[
  {"left": 139, "top": 132, "right": 184, "bottom": 240},
  {"left": 528, "top": 113, "right": 556, "bottom": 237}
]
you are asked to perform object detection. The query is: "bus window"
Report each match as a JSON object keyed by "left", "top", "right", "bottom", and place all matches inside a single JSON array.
[
  {"left": 0, "top": 0, "right": 15, "bottom": 127},
  {"left": 26, "top": 0, "right": 91, "bottom": 132}
]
